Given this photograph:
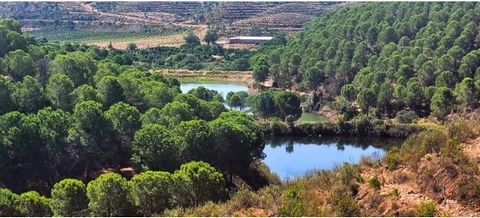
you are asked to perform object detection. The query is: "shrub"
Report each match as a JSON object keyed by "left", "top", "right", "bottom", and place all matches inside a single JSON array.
[
  {"left": 447, "top": 118, "right": 479, "bottom": 142},
  {"left": 456, "top": 176, "right": 480, "bottom": 201},
  {"left": 278, "top": 185, "right": 303, "bottom": 217},
  {"left": 400, "top": 129, "right": 449, "bottom": 167},
  {"left": 396, "top": 110, "right": 418, "bottom": 124},
  {"left": 330, "top": 184, "right": 360, "bottom": 216},
  {"left": 285, "top": 115, "right": 296, "bottom": 126},
  {"left": 415, "top": 202, "right": 437, "bottom": 217},
  {"left": 390, "top": 188, "right": 400, "bottom": 198},
  {"left": 267, "top": 117, "right": 289, "bottom": 135},
  {"left": 368, "top": 176, "right": 381, "bottom": 189},
  {"left": 384, "top": 147, "right": 400, "bottom": 171}
]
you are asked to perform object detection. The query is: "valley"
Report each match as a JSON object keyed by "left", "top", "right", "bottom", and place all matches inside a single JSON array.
[{"left": 0, "top": 2, "right": 480, "bottom": 217}]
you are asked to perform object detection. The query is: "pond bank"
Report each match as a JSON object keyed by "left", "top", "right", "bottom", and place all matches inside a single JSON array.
[{"left": 261, "top": 120, "right": 425, "bottom": 138}]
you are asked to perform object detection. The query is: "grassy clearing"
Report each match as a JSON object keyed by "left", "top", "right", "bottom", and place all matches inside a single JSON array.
[{"left": 296, "top": 112, "right": 329, "bottom": 124}]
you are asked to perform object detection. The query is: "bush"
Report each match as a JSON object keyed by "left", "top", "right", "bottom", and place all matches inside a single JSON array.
[
  {"left": 396, "top": 110, "right": 418, "bottom": 124},
  {"left": 456, "top": 176, "right": 480, "bottom": 201},
  {"left": 278, "top": 185, "right": 303, "bottom": 217},
  {"left": 447, "top": 118, "right": 480, "bottom": 142},
  {"left": 267, "top": 117, "right": 289, "bottom": 135},
  {"left": 384, "top": 147, "right": 400, "bottom": 171},
  {"left": 415, "top": 202, "right": 437, "bottom": 217},
  {"left": 368, "top": 176, "right": 381, "bottom": 189},
  {"left": 285, "top": 115, "right": 296, "bottom": 126},
  {"left": 400, "top": 129, "right": 449, "bottom": 167},
  {"left": 330, "top": 184, "right": 360, "bottom": 216},
  {"left": 390, "top": 188, "right": 400, "bottom": 198}
]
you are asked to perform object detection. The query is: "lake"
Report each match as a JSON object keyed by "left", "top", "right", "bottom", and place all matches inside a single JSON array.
[
  {"left": 180, "top": 82, "right": 249, "bottom": 99},
  {"left": 263, "top": 136, "right": 403, "bottom": 180}
]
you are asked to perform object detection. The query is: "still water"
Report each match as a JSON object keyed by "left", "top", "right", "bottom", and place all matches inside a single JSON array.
[
  {"left": 263, "top": 136, "right": 403, "bottom": 180},
  {"left": 180, "top": 82, "right": 249, "bottom": 99},
  {"left": 179, "top": 81, "right": 403, "bottom": 179}
]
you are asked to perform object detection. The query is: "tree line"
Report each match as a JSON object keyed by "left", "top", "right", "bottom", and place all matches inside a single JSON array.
[
  {"left": 130, "top": 31, "right": 253, "bottom": 71},
  {"left": 252, "top": 2, "right": 480, "bottom": 120},
  {"left": 0, "top": 161, "right": 226, "bottom": 216},
  {"left": 225, "top": 90, "right": 302, "bottom": 123}
]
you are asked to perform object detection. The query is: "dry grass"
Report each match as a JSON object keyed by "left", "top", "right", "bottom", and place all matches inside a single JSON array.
[{"left": 90, "top": 33, "right": 187, "bottom": 49}]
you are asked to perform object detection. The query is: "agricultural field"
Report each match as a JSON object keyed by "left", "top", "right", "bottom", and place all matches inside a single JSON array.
[
  {"left": 0, "top": 2, "right": 339, "bottom": 49},
  {"left": 30, "top": 29, "right": 188, "bottom": 49}
]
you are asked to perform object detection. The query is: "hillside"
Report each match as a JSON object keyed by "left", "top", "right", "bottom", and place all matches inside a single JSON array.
[
  {"left": 0, "top": 2, "right": 338, "bottom": 37},
  {"left": 253, "top": 2, "right": 480, "bottom": 121}
]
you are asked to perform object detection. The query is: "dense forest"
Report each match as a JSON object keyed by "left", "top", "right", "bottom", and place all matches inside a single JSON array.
[
  {"left": 253, "top": 2, "right": 480, "bottom": 121},
  {"left": 2, "top": 2, "right": 480, "bottom": 216},
  {"left": 0, "top": 17, "right": 300, "bottom": 216}
]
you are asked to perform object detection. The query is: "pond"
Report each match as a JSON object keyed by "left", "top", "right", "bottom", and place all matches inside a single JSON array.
[
  {"left": 180, "top": 81, "right": 249, "bottom": 99},
  {"left": 180, "top": 81, "right": 404, "bottom": 180},
  {"left": 263, "top": 136, "right": 403, "bottom": 180}
]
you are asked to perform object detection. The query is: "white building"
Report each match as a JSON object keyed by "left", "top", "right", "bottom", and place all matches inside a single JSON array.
[{"left": 228, "top": 36, "right": 274, "bottom": 44}]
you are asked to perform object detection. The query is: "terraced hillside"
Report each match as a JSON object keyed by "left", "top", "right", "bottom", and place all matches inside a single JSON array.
[
  {"left": 0, "top": 2, "right": 338, "bottom": 34},
  {"left": 0, "top": 2, "right": 340, "bottom": 49},
  {"left": 0, "top": 2, "right": 188, "bottom": 32}
]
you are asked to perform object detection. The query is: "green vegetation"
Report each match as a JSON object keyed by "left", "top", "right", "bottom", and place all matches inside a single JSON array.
[
  {"left": 167, "top": 116, "right": 480, "bottom": 216},
  {"left": 367, "top": 176, "right": 381, "bottom": 189},
  {"left": 2, "top": 1, "right": 480, "bottom": 216},
  {"left": 0, "top": 161, "right": 225, "bottom": 216},
  {"left": 253, "top": 2, "right": 480, "bottom": 121},
  {"left": 415, "top": 202, "right": 437, "bottom": 217},
  {"left": 135, "top": 44, "right": 253, "bottom": 71},
  {"left": 0, "top": 18, "right": 265, "bottom": 206},
  {"left": 251, "top": 90, "right": 302, "bottom": 121},
  {"left": 296, "top": 112, "right": 329, "bottom": 124}
]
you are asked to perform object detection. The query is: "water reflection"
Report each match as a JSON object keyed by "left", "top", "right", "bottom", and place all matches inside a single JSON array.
[{"left": 263, "top": 136, "right": 403, "bottom": 180}]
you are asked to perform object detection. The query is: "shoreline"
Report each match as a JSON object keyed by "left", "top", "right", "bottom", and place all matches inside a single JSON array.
[{"left": 261, "top": 121, "right": 426, "bottom": 139}]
